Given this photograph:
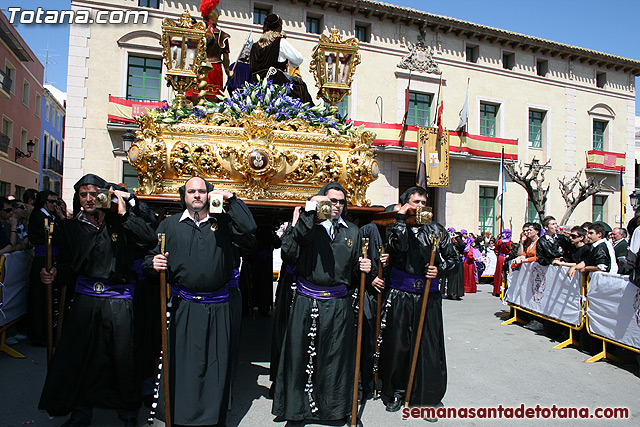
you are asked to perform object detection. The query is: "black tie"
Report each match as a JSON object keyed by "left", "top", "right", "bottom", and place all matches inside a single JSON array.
[{"left": 331, "top": 220, "right": 339, "bottom": 240}]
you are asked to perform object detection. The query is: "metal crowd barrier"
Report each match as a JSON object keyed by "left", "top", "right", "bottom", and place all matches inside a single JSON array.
[{"left": 499, "top": 262, "right": 640, "bottom": 363}]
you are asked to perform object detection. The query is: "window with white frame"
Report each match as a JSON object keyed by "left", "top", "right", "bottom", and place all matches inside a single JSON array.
[
  {"left": 22, "top": 80, "right": 30, "bottom": 106},
  {"left": 33, "top": 136, "right": 39, "bottom": 161},
  {"left": 480, "top": 102, "right": 499, "bottom": 137},
  {"left": 528, "top": 109, "right": 545, "bottom": 149},
  {"left": 2, "top": 116, "right": 13, "bottom": 147},
  {"left": 35, "top": 93, "right": 41, "bottom": 117},
  {"left": 20, "top": 128, "right": 28, "bottom": 153},
  {"left": 593, "top": 119, "right": 607, "bottom": 150},
  {"left": 46, "top": 101, "right": 50, "bottom": 122},
  {"left": 4, "top": 61, "right": 16, "bottom": 93}
]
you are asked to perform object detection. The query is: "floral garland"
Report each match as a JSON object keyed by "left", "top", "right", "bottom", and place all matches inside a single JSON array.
[{"left": 151, "top": 77, "right": 361, "bottom": 137}]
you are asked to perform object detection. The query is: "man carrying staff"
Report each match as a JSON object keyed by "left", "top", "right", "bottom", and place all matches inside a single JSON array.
[
  {"left": 38, "top": 174, "right": 157, "bottom": 427},
  {"left": 144, "top": 176, "right": 256, "bottom": 427},
  {"left": 272, "top": 182, "right": 371, "bottom": 424},
  {"left": 380, "top": 186, "right": 459, "bottom": 414}
]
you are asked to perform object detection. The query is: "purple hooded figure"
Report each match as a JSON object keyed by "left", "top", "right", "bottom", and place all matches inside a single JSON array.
[{"left": 447, "top": 227, "right": 456, "bottom": 233}]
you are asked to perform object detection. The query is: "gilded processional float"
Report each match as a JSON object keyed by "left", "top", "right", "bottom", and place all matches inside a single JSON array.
[{"left": 127, "top": 12, "right": 379, "bottom": 212}]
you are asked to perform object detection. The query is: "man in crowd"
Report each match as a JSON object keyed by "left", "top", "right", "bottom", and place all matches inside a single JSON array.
[
  {"left": 380, "top": 186, "right": 459, "bottom": 414},
  {"left": 27, "top": 190, "right": 67, "bottom": 346},
  {"left": 536, "top": 216, "right": 570, "bottom": 266},
  {"left": 568, "top": 222, "right": 618, "bottom": 279},
  {"left": 553, "top": 226, "right": 591, "bottom": 267},
  {"left": 272, "top": 182, "right": 371, "bottom": 424},
  {"left": 39, "top": 174, "right": 157, "bottom": 427},
  {"left": 610, "top": 227, "right": 629, "bottom": 272},
  {"left": 146, "top": 176, "right": 257, "bottom": 427},
  {"left": 0, "top": 197, "right": 15, "bottom": 256}
]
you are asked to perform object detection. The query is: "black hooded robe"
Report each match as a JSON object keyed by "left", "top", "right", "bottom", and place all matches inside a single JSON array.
[
  {"left": 39, "top": 174, "right": 158, "bottom": 420},
  {"left": 272, "top": 183, "right": 362, "bottom": 422},
  {"left": 379, "top": 187, "right": 459, "bottom": 408},
  {"left": 142, "top": 189, "right": 257, "bottom": 426}
]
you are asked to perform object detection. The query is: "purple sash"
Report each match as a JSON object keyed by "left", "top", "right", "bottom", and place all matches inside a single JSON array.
[
  {"left": 75, "top": 275, "right": 135, "bottom": 300},
  {"left": 285, "top": 264, "right": 295, "bottom": 276},
  {"left": 228, "top": 268, "right": 240, "bottom": 288},
  {"left": 172, "top": 284, "right": 230, "bottom": 303},
  {"left": 389, "top": 267, "right": 439, "bottom": 294},
  {"left": 296, "top": 276, "right": 348, "bottom": 300},
  {"left": 34, "top": 245, "right": 59, "bottom": 257}
]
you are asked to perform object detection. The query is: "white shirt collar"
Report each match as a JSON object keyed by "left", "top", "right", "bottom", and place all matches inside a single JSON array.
[
  {"left": 320, "top": 217, "right": 348, "bottom": 237},
  {"left": 40, "top": 207, "right": 54, "bottom": 218},
  {"left": 179, "top": 209, "right": 212, "bottom": 226}
]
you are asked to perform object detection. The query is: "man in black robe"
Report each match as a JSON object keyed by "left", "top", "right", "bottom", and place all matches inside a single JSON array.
[
  {"left": 144, "top": 176, "right": 257, "bottom": 427},
  {"left": 380, "top": 186, "right": 458, "bottom": 413},
  {"left": 39, "top": 174, "right": 157, "bottom": 427},
  {"left": 272, "top": 182, "right": 371, "bottom": 423}
]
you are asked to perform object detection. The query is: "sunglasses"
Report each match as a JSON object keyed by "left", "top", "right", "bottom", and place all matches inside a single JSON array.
[
  {"left": 569, "top": 234, "right": 580, "bottom": 238},
  {"left": 2, "top": 207, "right": 13, "bottom": 213},
  {"left": 16, "top": 205, "right": 26, "bottom": 210},
  {"left": 46, "top": 199, "right": 59, "bottom": 204},
  {"left": 329, "top": 198, "right": 346, "bottom": 205},
  {"left": 79, "top": 191, "right": 98, "bottom": 198}
]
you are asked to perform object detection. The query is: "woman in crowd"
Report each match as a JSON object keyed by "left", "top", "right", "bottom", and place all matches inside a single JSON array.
[{"left": 463, "top": 236, "right": 477, "bottom": 293}]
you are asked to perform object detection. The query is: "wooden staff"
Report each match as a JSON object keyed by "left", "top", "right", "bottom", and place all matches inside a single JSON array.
[
  {"left": 158, "top": 234, "right": 172, "bottom": 427},
  {"left": 351, "top": 238, "right": 369, "bottom": 427},
  {"left": 404, "top": 233, "right": 442, "bottom": 408},
  {"left": 373, "top": 245, "right": 384, "bottom": 399},
  {"left": 44, "top": 218, "right": 54, "bottom": 366}
]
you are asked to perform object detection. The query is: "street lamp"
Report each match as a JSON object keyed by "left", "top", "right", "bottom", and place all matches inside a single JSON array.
[
  {"left": 15, "top": 139, "right": 35, "bottom": 161},
  {"left": 629, "top": 189, "right": 640, "bottom": 215},
  {"left": 122, "top": 130, "right": 136, "bottom": 154},
  {"left": 160, "top": 11, "right": 207, "bottom": 108},
  {"left": 309, "top": 27, "right": 361, "bottom": 106}
]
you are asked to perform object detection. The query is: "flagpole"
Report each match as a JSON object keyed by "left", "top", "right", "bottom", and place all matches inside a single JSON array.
[
  {"left": 500, "top": 147, "right": 505, "bottom": 233},
  {"left": 620, "top": 167, "right": 625, "bottom": 227}
]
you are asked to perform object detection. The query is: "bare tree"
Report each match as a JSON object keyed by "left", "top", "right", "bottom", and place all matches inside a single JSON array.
[
  {"left": 558, "top": 169, "right": 606, "bottom": 225},
  {"left": 504, "top": 158, "right": 551, "bottom": 221}
]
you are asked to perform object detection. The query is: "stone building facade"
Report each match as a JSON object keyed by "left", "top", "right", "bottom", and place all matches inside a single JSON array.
[{"left": 64, "top": 0, "right": 640, "bottom": 232}]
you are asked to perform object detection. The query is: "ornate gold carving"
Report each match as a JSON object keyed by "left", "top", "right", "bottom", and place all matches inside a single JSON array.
[
  {"left": 130, "top": 115, "right": 167, "bottom": 195},
  {"left": 131, "top": 110, "right": 378, "bottom": 204},
  {"left": 283, "top": 151, "right": 342, "bottom": 184},
  {"left": 170, "top": 141, "right": 231, "bottom": 179},
  {"left": 344, "top": 131, "right": 378, "bottom": 206}
]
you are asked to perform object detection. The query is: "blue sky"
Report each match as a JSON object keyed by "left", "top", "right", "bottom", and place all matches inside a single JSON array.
[{"left": 4, "top": 0, "right": 639, "bottom": 112}]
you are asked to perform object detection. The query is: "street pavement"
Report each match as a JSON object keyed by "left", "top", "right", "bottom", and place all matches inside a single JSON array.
[{"left": 2, "top": 282, "right": 639, "bottom": 427}]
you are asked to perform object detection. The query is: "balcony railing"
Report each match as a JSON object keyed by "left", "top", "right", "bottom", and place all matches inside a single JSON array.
[
  {"left": 0, "top": 69, "right": 12, "bottom": 94},
  {"left": 45, "top": 155, "right": 63, "bottom": 174},
  {"left": 0, "top": 132, "right": 9, "bottom": 153}
]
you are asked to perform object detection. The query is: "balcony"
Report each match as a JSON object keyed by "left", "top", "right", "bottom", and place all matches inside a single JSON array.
[
  {"left": 586, "top": 149, "right": 625, "bottom": 173},
  {"left": 45, "top": 155, "right": 63, "bottom": 175},
  {"left": 0, "top": 132, "right": 9, "bottom": 153},
  {"left": 0, "top": 69, "right": 11, "bottom": 99}
]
